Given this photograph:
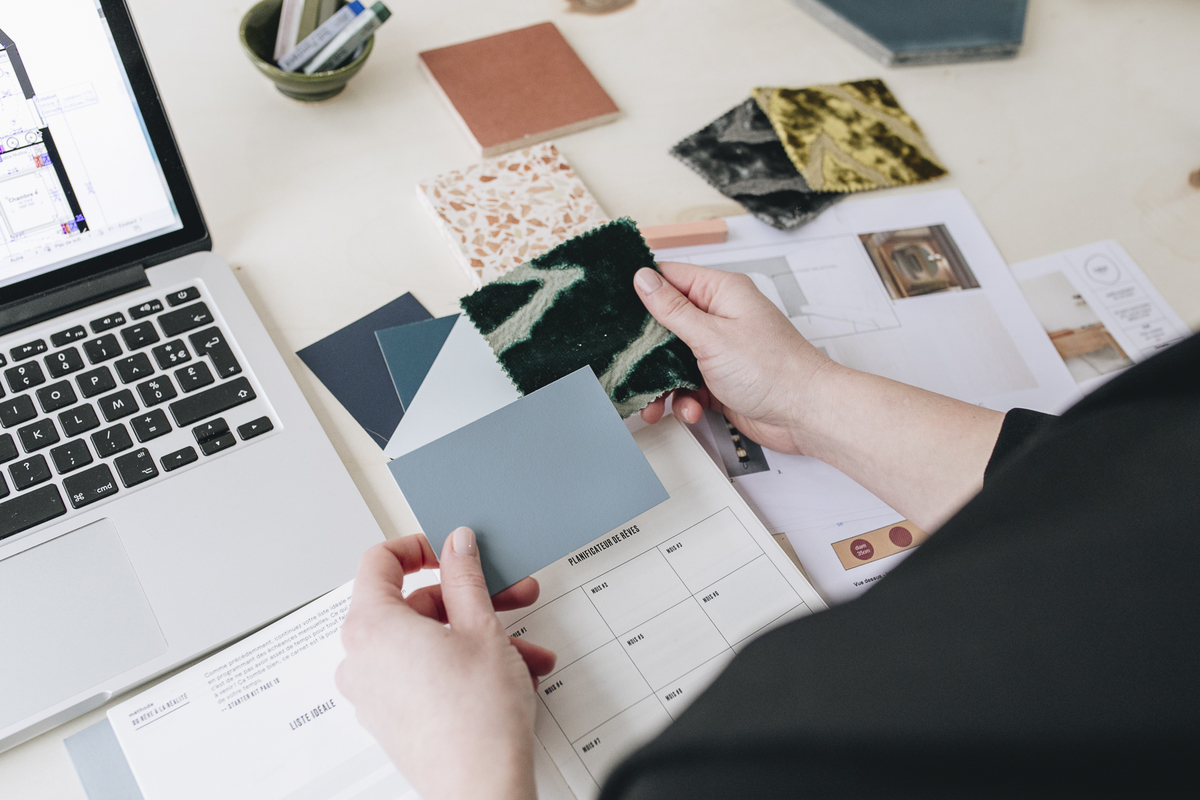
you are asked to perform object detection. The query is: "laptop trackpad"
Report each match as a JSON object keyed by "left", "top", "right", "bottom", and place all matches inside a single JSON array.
[{"left": 0, "top": 519, "right": 167, "bottom": 730}]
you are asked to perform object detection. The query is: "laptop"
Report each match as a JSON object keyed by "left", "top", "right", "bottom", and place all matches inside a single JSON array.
[{"left": 0, "top": 0, "right": 383, "bottom": 751}]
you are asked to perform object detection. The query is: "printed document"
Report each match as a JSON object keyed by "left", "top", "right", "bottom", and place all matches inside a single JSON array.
[
  {"left": 654, "top": 189, "right": 1080, "bottom": 603},
  {"left": 1010, "top": 240, "right": 1190, "bottom": 397},
  {"left": 106, "top": 417, "right": 825, "bottom": 799}
]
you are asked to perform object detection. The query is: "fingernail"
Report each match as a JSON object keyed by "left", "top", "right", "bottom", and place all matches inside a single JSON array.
[
  {"left": 452, "top": 527, "right": 476, "bottom": 556},
  {"left": 635, "top": 268, "right": 663, "bottom": 294}
]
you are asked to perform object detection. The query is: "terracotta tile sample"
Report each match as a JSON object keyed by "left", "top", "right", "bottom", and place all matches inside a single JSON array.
[
  {"left": 418, "top": 22, "right": 620, "bottom": 157},
  {"left": 417, "top": 142, "right": 610, "bottom": 288}
]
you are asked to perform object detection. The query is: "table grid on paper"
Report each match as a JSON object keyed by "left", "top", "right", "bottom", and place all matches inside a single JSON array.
[{"left": 506, "top": 507, "right": 812, "bottom": 783}]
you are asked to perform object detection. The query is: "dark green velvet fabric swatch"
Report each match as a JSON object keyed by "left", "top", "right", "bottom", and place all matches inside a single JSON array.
[{"left": 459, "top": 218, "right": 702, "bottom": 417}]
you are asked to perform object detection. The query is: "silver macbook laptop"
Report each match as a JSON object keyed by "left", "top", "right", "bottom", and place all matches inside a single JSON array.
[{"left": 0, "top": 0, "right": 382, "bottom": 751}]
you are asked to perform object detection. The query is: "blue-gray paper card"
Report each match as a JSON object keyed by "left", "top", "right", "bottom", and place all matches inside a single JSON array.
[
  {"left": 376, "top": 314, "right": 459, "bottom": 410},
  {"left": 387, "top": 367, "right": 669, "bottom": 594}
]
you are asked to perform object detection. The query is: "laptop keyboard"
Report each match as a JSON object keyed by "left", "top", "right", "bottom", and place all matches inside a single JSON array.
[{"left": 1, "top": 282, "right": 277, "bottom": 543}]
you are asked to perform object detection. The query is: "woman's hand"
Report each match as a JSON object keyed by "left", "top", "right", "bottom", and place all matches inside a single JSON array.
[
  {"left": 635, "top": 261, "right": 834, "bottom": 456},
  {"left": 635, "top": 261, "right": 1005, "bottom": 531},
  {"left": 336, "top": 530, "right": 555, "bottom": 800}
]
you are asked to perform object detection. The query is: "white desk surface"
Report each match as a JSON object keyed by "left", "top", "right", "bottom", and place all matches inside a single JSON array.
[{"left": 4, "top": 0, "right": 1199, "bottom": 795}]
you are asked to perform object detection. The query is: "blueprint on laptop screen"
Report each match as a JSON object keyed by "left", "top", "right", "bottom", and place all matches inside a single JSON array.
[{"left": 0, "top": 0, "right": 182, "bottom": 290}]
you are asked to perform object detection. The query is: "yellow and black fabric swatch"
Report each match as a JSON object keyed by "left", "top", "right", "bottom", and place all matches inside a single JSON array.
[{"left": 753, "top": 79, "right": 947, "bottom": 193}]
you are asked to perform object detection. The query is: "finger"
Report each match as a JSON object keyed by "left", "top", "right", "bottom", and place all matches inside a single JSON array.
[
  {"left": 634, "top": 266, "right": 714, "bottom": 348},
  {"left": 510, "top": 636, "right": 557, "bottom": 677},
  {"left": 491, "top": 577, "right": 540, "bottom": 612},
  {"left": 665, "top": 389, "right": 705, "bottom": 424},
  {"left": 350, "top": 535, "right": 440, "bottom": 611},
  {"left": 404, "top": 584, "right": 447, "bottom": 622},
  {"left": 640, "top": 396, "right": 666, "bottom": 424},
  {"left": 438, "top": 527, "right": 500, "bottom": 634},
  {"left": 398, "top": 575, "right": 540, "bottom": 625}
]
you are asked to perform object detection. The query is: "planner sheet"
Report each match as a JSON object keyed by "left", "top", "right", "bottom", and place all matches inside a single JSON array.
[{"left": 104, "top": 417, "right": 824, "bottom": 800}]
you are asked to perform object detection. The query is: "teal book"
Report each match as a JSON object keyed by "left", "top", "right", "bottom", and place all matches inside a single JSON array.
[{"left": 793, "top": 0, "right": 1028, "bottom": 66}]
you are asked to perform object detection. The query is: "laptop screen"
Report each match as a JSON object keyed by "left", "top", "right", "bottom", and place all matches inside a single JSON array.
[{"left": 0, "top": 0, "right": 184, "bottom": 292}]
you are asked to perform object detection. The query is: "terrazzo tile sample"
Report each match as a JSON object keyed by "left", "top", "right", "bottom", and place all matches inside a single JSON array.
[{"left": 418, "top": 142, "right": 610, "bottom": 288}]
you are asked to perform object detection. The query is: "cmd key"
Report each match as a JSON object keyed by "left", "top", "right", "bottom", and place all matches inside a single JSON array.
[
  {"left": 0, "top": 485, "right": 67, "bottom": 541},
  {"left": 168, "top": 377, "right": 256, "bottom": 427}
]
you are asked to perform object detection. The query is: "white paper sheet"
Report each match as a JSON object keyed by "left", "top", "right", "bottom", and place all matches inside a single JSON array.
[
  {"left": 653, "top": 190, "right": 1081, "bottom": 603},
  {"left": 107, "top": 418, "right": 821, "bottom": 800},
  {"left": 383, "top": 315, "right": 520, "bottom": 459},
  {"left": 1010, "top": 240, "right": 1190, "bottom": 399}
]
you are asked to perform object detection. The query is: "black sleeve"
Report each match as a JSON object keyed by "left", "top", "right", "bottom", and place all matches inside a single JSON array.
[{"left": 983, "top": 408, "right": 1056, "bottom": 483}]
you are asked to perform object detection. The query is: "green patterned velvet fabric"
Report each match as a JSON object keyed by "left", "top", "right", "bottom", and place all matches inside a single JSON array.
[{"left": 459, "top": 218, "right": 702, "bottom": 417}]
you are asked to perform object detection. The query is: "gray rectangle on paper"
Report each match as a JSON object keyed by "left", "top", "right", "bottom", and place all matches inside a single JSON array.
[
  {"left": 64, "top": 719, "right": 144, "bottom": 800},
  {"left": 388, "top": 367, "right": 669, "bottom": 594}
]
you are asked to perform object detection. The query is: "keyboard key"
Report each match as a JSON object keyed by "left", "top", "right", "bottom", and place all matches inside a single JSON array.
[
  {"left": 77, "top": 366, "right": 116, "bottom": 398},
  {"left": 136, "top": 376, "right": 178, "bottom": 407},
  {"left": 188, "top": 327, "right": 242, "bottom": 378},
  {"left": 120, "top": 322, "right": 160, "bottom": 351},
  {"left": 59, "top": 404, "right": 100, "bottom": 437},
  {"left": 36, "top": 381, "right": 77, "bottom": 413},
  {"left": 237, "top": 416, "right": 274, "bottom": 440},
  {"left": 44, "top": 346, "right": 85, "bottom": 378},
  {"left": 0, "top": 395, "right": 36, "bottom": 428},
  {"left": 129, "top": 299, "right": 164, "bottom": 319},
  {"left": 0, "top": 353, "right": 5, "bottom": 367},
  {"left": 17, "top": 419, "right": 59, "bottom": 453},
  {"left": 50, "top": 326, "right": 88, "bottom": 347},
  {"left": 131, "top": 410, "right": 171, "bottom": 443},
  {"left": 63, "top": 463, "right": 118, "bottom": 509},
  {"left": 5, "top": 361, "right": 46, "bottom": 392},
  {"left": 114, "top": 353, "right": 153, "bottom": 383},
  {"left": 90, "top": 312, "right": 126, "bottom": 333},
  {"left": 51, "top": 439, "right": 93, "bottom": 474},
  {"left": 0, "top": 474, "right": 6, "bottom": 500},
  {"left": 161, "top": 446, "right": 198, "bottom": 472},
  {"left": 200, "top": 432, "right": 236, "bottom": 456},
  {"left": 159, "top": 302, "right": 213, "bottom": 337},
  {"left": 9, "top": 454, "right": 52, "bottom": 490},
  {"left": 115, "top": 448, "right": 158, "bottom": 488},
  {"left": 152, "top": 339, "right": 191, "bottom": 369},
  {"left": 97, "top": 389, "right": 138, "bottom": 422},
  {"left": 11, "top": 339, "right": 47, "bottom": 361},
  {"left": 175, "top": 362, "right": 214, "bottom": 393},
  {"left": 165, "top": 286, "right": 201, "bottom": 307},
  {"left": 0, "top": 433, "right": 16, "bottom": 463},
  {"left": 170, "top": 377, "right": 256, "bottom": 427},
  {"left": 192, "top": 418, "right": 229, "bottom": 445},
  {"left": 83, "top": 334, "right": 122, "bottom": 364},
  {"left": 0, "top": 485, "right": 66, "bottom": 541},
  {"left": 92, "top": 424, "right": 133, "bottom": 458}
]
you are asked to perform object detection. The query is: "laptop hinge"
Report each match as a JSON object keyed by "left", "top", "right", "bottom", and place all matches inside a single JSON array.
[{"left": 0, "top": 264, "right": 150, "bottom": 338}]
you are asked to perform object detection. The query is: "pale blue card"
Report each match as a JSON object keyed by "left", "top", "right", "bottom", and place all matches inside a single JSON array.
[{"left": 388, "top": 367, "right": 668, "bottom": 594}]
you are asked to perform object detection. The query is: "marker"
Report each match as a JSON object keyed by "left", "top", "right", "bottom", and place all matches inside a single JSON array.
[
  {"left": 278, "top": 1, "right": 365, "bottom": 72},
  {"left": 303, "top": 2, "right": 391, "bottom": 75}
]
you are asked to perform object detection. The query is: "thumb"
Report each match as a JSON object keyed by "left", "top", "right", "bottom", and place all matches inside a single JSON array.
[
  {"left": 438, "top": 527, "right": 498, "bottom": 634},
  {"left": 633, "top": 267, "right": 712, "bottom": 349}
]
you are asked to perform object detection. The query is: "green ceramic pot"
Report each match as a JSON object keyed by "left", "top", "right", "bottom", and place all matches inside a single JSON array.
[{"left": 239, "top": 0, "right": 375, "bottom": 102}]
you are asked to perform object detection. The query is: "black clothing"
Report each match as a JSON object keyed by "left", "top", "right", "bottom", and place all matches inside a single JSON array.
[{"left": 602, "top": 334, "right": 1200, "bottom": 798}]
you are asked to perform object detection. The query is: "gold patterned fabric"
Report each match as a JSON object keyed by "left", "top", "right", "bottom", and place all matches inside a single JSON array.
[{"left": 752, "top": 79, "right": 947, "bottom": 193}]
